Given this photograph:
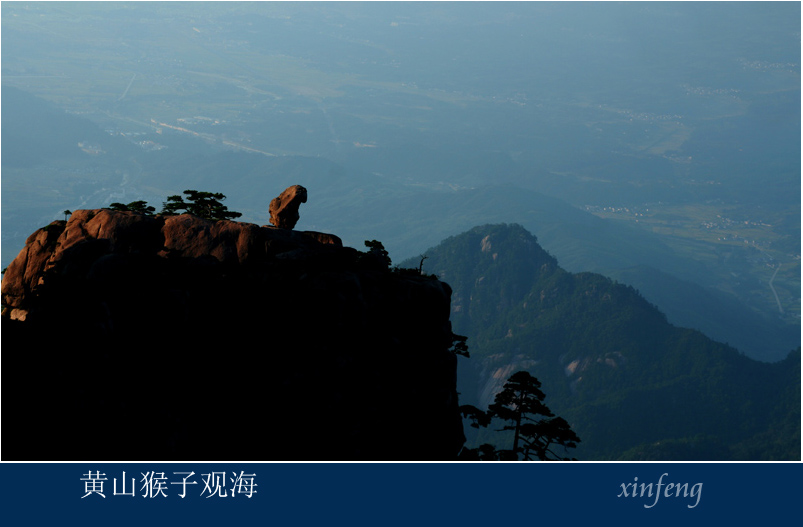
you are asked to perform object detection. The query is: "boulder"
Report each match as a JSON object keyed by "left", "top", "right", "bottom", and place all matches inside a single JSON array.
[{"left": 269, "top": 184, "right": 307, "bottom": 229}]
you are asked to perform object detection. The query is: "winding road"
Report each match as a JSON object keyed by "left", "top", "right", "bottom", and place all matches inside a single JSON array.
[{"left": 768, "top": 263, "right": 784, "bottom": 314}]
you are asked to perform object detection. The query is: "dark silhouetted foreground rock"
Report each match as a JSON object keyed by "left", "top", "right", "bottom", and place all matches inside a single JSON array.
[
  {"left": 2, "top": 209, "right": 463, "bottom": 461},
  {"left": 269, "top": 184, "right": 307, "bottom": 229}
]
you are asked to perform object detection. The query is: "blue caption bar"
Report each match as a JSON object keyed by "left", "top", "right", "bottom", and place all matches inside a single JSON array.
[{"left": 0, "top": 462, "right": 800, "bottom": 526}]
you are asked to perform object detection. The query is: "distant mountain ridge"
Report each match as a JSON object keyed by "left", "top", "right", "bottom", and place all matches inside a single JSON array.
[{"left": 402, "top": 224, "right": 800, "bottom": 460}]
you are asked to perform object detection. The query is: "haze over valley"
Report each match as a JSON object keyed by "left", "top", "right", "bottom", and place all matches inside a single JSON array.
[{"left": 2, "top": 1, "right": 799, "bottom": 365}]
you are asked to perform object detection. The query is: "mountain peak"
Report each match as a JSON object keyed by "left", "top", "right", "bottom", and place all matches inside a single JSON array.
[{"left": 405, "top": 223, "right": 800, "bottom": 460}]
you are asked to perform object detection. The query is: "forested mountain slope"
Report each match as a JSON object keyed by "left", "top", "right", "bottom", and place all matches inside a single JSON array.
[{"left": 404, "top": 224, "right": 800, "bottom": 460}]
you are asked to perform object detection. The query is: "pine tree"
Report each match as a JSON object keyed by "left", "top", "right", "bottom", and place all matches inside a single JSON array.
[
  {"left": 459, "top": 370, "right": 580, "bottom": 460},
  {"left": 108, "top": 200, "right": 156, "bottom": 215},
  {"left": 160, "top": 190, "right": 242, "bottom": 220}
]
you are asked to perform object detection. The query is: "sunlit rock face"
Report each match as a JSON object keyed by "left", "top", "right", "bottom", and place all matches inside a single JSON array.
[
  {"left": 2, "top": 209, "right": 464, "bottom": 461},
  {"left": 269, "top": 184, "right": 307, "bottom": 229}
]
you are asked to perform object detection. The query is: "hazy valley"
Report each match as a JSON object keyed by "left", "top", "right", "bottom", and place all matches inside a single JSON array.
[{"left": 1, "top": 2, "right": 799, "bottom": 460}]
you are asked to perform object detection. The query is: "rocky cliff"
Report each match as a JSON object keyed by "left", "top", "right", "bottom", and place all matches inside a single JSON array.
[{"left": 2, "top": 209, "right": 464, "bottom": 460}]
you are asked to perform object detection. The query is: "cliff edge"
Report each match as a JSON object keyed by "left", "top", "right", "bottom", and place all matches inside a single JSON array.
[{"left": 2, "top": 209, "right": 464, "bottom": 460}]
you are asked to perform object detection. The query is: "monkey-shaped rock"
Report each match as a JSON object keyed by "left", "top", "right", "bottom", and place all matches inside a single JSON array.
[{"left": 269, "top": 185, "right": 307, "bottom": 229}]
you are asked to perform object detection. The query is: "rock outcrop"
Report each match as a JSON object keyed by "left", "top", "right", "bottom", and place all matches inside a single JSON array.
[
  {"left": 269, "top": 184, "right": 307, "bottom": 229},
  {"left": 2, "top": 209, "right": 464, "bottom": 461}
]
